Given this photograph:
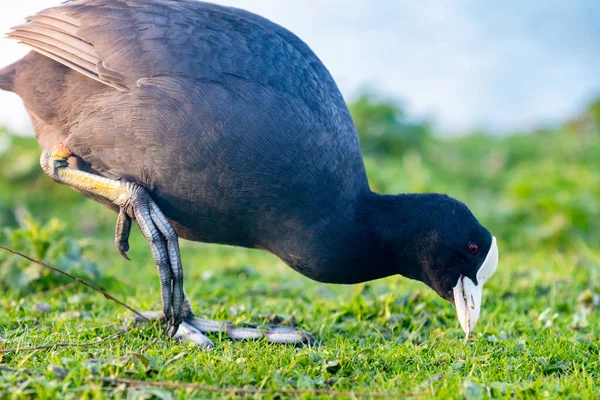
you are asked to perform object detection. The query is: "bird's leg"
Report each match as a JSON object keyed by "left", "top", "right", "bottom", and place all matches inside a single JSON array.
[
  {"left": 40, "top": 143, "right": 184, "bottom": 336},
  {"left": 127, "top": 292, "right": 315, "bottom": 348},
  {"left": 43, "top": 143, "right": 314, "bottom": 348}
]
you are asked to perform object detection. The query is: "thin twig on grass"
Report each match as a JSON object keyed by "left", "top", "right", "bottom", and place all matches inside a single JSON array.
[
  {"left": 27, "top": 282, "right": 78, "bottom": 299},
  {"left": 0, "top": 365, "right": 34, "bottom": 375},
  {"left": 0, "top": 366, "right": 419, "bottom": 398},
  {"left": 100, "top": 377, "right": 421, "bottom": 398},
  {"left": 0, "top": 245, "right": 148, "bottom": 322},
  {"left": 139, "top": 337, "right": 159, "bottom": 354},
  {"left": 0, "top": 330, "right": 125, "bottom": 354}
]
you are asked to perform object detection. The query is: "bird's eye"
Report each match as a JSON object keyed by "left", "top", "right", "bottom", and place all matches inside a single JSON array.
[{"left": 468, "top": 244, "right": 479, "bottom": 255}]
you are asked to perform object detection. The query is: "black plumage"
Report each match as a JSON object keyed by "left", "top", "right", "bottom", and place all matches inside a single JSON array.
[{"left": 0, "top": 0, "right": 498, "bottom": 343}]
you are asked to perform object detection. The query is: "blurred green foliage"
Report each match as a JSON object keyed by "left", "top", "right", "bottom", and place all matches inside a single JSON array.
[
  {"left": 0, "top": 214, "right": 100, "bottom": 293},
  {"left": 349, "top": 92, "right": 431, "bottom": 157}
]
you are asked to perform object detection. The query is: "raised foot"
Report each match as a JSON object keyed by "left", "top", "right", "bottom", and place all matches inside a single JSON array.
[
  {"left": 40, "top": 142, "right": 184, "bottom": 336},
  {"left": 127, "top": 311, "right": 315, "bottom": 348}
]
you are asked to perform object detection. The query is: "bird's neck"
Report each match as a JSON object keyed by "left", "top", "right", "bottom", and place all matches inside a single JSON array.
[
  {"left": 299, "top": 192, "right": 428, "bottom": 285},
  {"left": 349, "top": 192, "right": 428, "bottom": 282}
]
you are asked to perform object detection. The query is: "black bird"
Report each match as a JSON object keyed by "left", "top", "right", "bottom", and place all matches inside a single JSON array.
[{"left": 0, "top": 0, "right": 498, "bottom": 347}]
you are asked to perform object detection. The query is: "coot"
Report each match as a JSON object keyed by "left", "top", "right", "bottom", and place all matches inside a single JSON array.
[{"left": 0, "top": 0, "right": 498, "bottom": 347}]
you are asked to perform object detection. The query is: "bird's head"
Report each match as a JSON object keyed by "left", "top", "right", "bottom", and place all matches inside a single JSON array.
[
  {"left": 413, "top": 195, "right": 498, "bottom": 335},
  {"left": 373, "top": 193, "right": 499, "bottom": 335}
]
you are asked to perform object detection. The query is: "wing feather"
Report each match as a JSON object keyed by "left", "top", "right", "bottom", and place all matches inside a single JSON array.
[
  {"left": 5, "top": 0, "right": 341, "bottom": 115},
  {"left": 6, "top": 10, "right": 128, "bottom": 91}
]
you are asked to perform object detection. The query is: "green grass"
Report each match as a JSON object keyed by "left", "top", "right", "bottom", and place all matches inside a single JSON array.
[
  {"left": 1, "top": 213, "right": 599, "bottom": 399},
  {"left": 0, "top": 97, "right": 599, "bottom": 398},
  {"left": 0, "top": 180, "right": 598, "bottom": 399}
]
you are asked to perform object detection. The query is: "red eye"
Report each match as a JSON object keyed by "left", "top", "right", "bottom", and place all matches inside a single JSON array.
[{"left": 469, "top": 244, "right": 479, "bottom": 255}]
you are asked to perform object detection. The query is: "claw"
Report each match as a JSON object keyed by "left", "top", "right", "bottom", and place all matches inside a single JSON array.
[
  {"left": 174, "top": 322, "right": 215, "bottom": 349},
  {"left": 118, "top": 247, "right": 131, "bottom": 261},
  {"left": 167, "top": 324, "right": 179, "bottom": 338},
  {"left": 127, "top": 311, "right": 214, "bottom": 349},
  {"left": 115, "top": 208, "right": 132, "bottom": 261}
]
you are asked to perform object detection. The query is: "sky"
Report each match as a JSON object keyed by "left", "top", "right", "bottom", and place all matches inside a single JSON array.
[{"left": 0, "top": 0, "right": 597, "bottom": 134}]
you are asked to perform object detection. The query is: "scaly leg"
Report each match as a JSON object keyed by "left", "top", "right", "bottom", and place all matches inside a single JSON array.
[
  {"left": 126, "top": 292, "right": 315, "bottom": 348},
  {"left": 40, "top": 143, "right": 184, "bottom": 336}
]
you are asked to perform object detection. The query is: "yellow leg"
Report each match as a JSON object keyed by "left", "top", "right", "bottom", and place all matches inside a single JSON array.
[{"left": 40, "top": 143, "right": 130, "bottom": 205}]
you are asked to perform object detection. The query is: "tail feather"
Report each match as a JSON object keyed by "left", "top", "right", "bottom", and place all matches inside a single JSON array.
[{"left": 0, "top": 61, "right": 18, "bottom": 92}]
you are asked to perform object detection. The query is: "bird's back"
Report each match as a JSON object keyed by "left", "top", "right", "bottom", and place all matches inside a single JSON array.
[{"left": 11, "top": 0, "right": 349, "bottom": 123}]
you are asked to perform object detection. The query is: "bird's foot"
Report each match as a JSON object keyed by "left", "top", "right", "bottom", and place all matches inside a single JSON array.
[
  {"left": 126, "top": 311, "right": 215, "bottom": 349},
  {"left": 40, "top": 142, "right": 185, "bottom": 336},
  {"left": 126, "top": 311, "right": 315, "bottom": 348}
]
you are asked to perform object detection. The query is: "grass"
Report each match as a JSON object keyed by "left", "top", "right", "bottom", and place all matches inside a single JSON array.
[{"left": 0, "top": 185, "right": 598, "bottom": 399}]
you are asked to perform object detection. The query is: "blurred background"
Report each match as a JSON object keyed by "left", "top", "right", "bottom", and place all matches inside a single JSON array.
[
  {"left": 0, "top": 1, "right": 598, "bottom": 296},
  {"left": 1, "top": 0, "right": 599, "bottom": 133}
]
